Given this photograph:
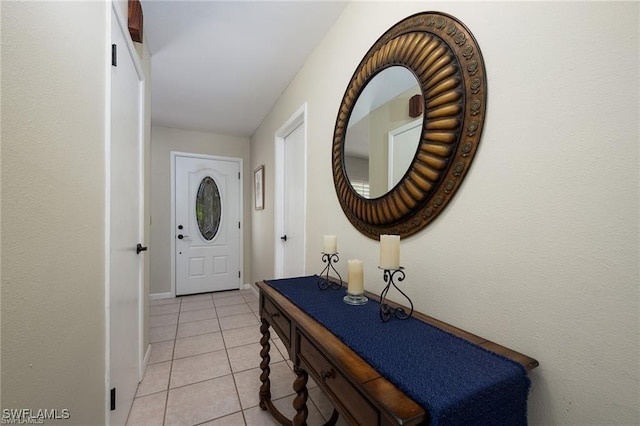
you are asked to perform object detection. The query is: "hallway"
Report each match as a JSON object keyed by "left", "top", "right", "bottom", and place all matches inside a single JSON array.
[{"left": 127, "top": 289, "right": 346, "bottom": 425}]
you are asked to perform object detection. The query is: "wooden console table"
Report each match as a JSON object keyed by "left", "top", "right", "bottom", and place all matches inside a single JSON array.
[{"left": 257, "top": 279, "right": 538, "bottom": 426}]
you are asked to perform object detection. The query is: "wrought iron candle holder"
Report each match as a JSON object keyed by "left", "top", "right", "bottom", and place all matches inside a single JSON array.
[
  {"left": 317, "top": 252, "right": 343, "bottom": 290},
  {"left": 378, "top": 267, "right": 413, "bottom": 322}
]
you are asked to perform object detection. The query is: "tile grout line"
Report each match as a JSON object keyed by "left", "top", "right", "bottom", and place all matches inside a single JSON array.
[
  {"left": 171, "top": 296, "right": 237, "bottom": 424},
  {"left": 161, "top": 297, "right": 181, "bottom": 426},
  {"left": 220, "top": 302, "right": 250, "bottom": 425},
  {"left": 133, "top": 292, "right": 268, "bottom": 425}
]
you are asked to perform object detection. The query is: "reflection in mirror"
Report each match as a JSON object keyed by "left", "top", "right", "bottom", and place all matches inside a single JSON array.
[{"left": 344, "top": 66, "right": 422, "bottom": 199}]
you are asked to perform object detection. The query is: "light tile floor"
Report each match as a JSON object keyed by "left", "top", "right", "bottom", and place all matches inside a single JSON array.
[{"left": 127, "top": 289, "right": 347, "bottom": 426}]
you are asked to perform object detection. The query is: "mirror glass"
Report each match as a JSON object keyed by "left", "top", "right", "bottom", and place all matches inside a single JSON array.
[{"left": 344, "top": 66, "right": 422, "bottom": 199}]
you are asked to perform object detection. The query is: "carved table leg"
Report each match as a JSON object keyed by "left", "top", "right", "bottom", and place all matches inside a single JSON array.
[
  {"left": 259, "top": 318, "right": 271, "bottom": 410},
  {"left": 292, "top": 365, "right": 309, "bottom": 426}
]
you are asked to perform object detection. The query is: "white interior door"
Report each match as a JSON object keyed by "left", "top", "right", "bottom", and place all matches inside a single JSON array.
[
  {"left": 109, "top": 6, "right": 143, "bottom": 425},
  {"left": 281, "top": 123, "right": 306, "bottom": 277},
  {"left": 175, "top": 155, "right": 241, "bottom": 296},
  {"left": 388, "top": 118, "right": 422, "bottom": 191}
]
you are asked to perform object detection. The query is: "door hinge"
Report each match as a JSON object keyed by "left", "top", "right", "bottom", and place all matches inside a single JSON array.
[
  {"left": 238, "top": 222, "right": 241, "bottom": 229},
  {"left": 238, "top": 271, "right": 241, "bottom": 279},
  {"left": 110, "top": 388, "right": 116, "bottom": 411},
  {"left": 111, "top": 44, "right": 117, "bottom": 67},
  {"left": 238, "top": 172, "right": 240, "bottom": 179}
]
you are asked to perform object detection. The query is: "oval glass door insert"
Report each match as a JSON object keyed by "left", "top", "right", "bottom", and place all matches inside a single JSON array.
[{"left": 196, "top": 176, "right": 221, "bottom": 241}]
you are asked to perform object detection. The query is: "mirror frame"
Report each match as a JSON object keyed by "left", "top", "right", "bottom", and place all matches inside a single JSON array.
[{"left": 332, "top": 12, "right": 487, "bottom": 239}]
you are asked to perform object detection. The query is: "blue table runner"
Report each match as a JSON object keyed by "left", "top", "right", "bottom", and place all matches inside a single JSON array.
[{"left": 265, "top": 275, "right": 530, "bottom": 426}]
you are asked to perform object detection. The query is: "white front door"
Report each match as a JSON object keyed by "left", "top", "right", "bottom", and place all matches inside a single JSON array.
[
  {"left": 175, "top": 155, "right": 241, "bottom": 296},
  {"left": 280, "top": 122, "right": 306, "bottom": 278},
  {"left": 109, "top": 6, "right": 143, "bottom": 425}
]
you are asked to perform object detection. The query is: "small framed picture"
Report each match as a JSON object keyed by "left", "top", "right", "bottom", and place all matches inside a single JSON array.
[{"left": 254, "top": 165, "right": 264, "bottom": 210}]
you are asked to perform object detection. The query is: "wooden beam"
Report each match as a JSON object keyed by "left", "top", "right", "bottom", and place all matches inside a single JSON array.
[{"left": 128, "top": 0, "right": 143, "bottom": 43}]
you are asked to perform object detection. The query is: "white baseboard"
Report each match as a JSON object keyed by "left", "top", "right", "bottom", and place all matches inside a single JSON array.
[
  {"left": 150, "top": 292, "right": 172, "bottom": 300},
  {"left": 244, "top": 282, "right": 259, "bottom": 297},
  {"left": 141, "top": 344, "right": 151, "bottom": 381}
]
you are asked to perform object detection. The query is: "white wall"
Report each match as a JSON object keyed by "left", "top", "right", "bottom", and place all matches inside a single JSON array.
[
  {"left": 250, "top": 2, "right": 639, "bottom": 425},
  {"left": 1, "top": 2, "right": 108, "bottom": 422},
  {"left": 2, "top": 1, "right": 153, "bottom": 420},
  {"left": 150, "top": 126, "right": 251, "bottom": 295}
]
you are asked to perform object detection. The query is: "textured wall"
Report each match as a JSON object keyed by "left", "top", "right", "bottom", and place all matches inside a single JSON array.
[
  {"left": 1, "top": 2, "right": 107, "bottom": 423},
  {"left": 149, "top": 126, "right": 251, "bottom": 295},
  {"left": 251, "top": 2, "right": 639, "bottom": 424}
]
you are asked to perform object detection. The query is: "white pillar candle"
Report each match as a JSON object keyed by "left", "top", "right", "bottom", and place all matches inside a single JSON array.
[
  {"left": 323, "top": 235, "right": 337, "bottom": 254},
  {"left": 379, "top": 234, "right": 400, "bottom": 269},
  {"left": 347, "top": 259, "right": 364, "bottom": 295}
]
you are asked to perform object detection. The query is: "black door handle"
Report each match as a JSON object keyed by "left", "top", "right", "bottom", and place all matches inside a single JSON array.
[
  {"left": 178, "top": 234, "right": 189, "bottom": 240},
  {"left": 136, "top": 243, "right": 148, "bottom": 254},
  {"left": 280, "top": 235, "right": 287, "bottom": 242}
]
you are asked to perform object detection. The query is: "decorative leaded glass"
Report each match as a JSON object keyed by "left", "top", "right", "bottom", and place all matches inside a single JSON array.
[{"left": 195, "top": 176, "right": 221, "bottom": 241}]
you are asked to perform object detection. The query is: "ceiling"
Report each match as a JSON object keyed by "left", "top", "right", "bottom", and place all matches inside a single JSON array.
[{"left": 141, "top": 0, "right": 348, "bottom": 138}]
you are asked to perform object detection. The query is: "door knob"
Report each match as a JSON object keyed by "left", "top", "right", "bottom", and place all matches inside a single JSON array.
[
  {"left": 280, "top": 235, "right": 287, "bottom": 242},
  {"left": 178, "top": 234, "right": 189, "bottom": 240},
  {"left": 136, "top": 243, "right": 148, "bottom": 254}
]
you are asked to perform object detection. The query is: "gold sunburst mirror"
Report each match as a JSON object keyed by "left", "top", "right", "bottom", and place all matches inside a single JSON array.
[{"left": 332, "top": 12, "right": 487, "bottom": 239}]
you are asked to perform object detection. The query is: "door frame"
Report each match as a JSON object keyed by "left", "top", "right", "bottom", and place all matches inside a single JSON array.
[
  {"left": 105, "top": 2, "right": 146, "bottom": 421},
  {"left": 170, "top": 151, "right": 244, "bottom": 297},
  {"left": 274, "top": 103, "right": 307, "bottom": 278},
  {"left": 387, "top": 118, "right": 421, "bottom": 190}
]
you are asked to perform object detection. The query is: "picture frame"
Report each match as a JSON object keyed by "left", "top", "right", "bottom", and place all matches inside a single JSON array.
[{"left": 254, "top": 165, "right": 264, "bottom": 210}]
